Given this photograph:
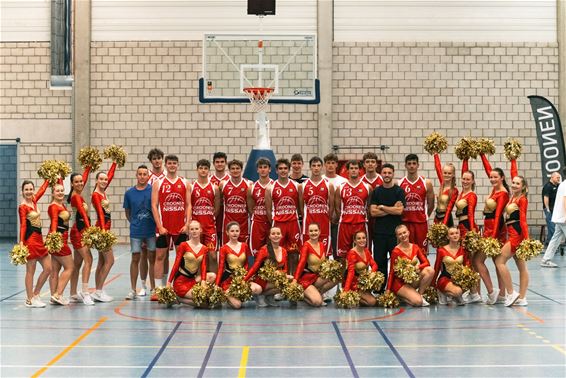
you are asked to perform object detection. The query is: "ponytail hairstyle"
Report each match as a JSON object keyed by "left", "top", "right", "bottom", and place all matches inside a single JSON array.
[
  {"left": 492, "top": 167, "right": 509, "bottom": 192},
  {"left": 67, "top": 173, "right": 81, "bottom": 203},
  {"left": 462, "top": 170, "right": 476, "bottom": 191},
  {"left": 515, "top": 175, "right": 529, "bottom": 197},
  {"left": 444, "top": 163, "right": 457, "bottom": 198},
  {"left": 21, "top": 180, "right": 34, "bottom": 192}
]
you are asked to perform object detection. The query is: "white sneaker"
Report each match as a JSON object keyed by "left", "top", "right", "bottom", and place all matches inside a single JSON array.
[
  {"left": 33, "top": 295, "right": 46, "bottom": 308},
  {"left": 420, "top": 297, "right": 430, "bottom": 307},
  {"left": 540, "top": 259, "right": 558, "bottom": 268},
  {"left": 514, "top": 298, "right": 528, "bottom": 306},
  {"left": 437, "top": 290, "right": 448, "bottom": 305},
  {"left": 454, "top": 295, "right": 466, "bottom": 306},
  {"left": 255, "top": 295, "right": 268, "bottom": 308},
  {"left": 125, "top": 290, "right": 137, "bottom": 300},
  {"left": 464, "top": 292, "right": 482, "bottom": 304},
  {"left": 485, "top": 288, "right": 500, "bottom": 305},
  {"left": 265, "top": 295, "right": 280, "bottom": 307},
  {"left": 496, "top": 295, "right": 506, "bottom": 304},
  {"left": 50, "top": 295, "right": 69, "bottom": 306},
  {"left": 92, "top": 290, "right": 113, "bottom": 303},
  {"left": 78, "top": 291, "right": 95, "bottom": 306},
  {"left": 274, "top": 293, "right": 283, "bottom": 301},
  {"left": 70, "top": 294, "right": 81, "bottom": 303},
  {"left": 504, "top": 291, "right": 520, "bottom": 307},
  {"left": 25, "top": 297, "right": 46, "bottom": 308},
  {"left": 138, "top": 287, "right": 147, "bottom": 296},
  {"left": 322, "top": 292, "right": 332, "bottom": 303}
]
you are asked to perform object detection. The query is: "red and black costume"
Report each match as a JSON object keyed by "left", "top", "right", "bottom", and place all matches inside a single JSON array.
[
  {"left": 216, "top": 243, "right": 252, "bottom": 291},
  {"left": 433, "top": 154, "right": 459, "bottom": 226},
  {"left": 91, "top": 162, "right": 116, "bottom": 231},
  {"left": 342, "top": 247, "right": 378, "bottom": 292},
  {"left": 244, "top": 245, "right": 288, "bottom": 290},
  {"left": 18, "top": 180, "right": 49, "bottom": 260},
  {"left": 386, "top": 244, "right": 430, "bottom": 294},
  {"left": 48, "top": 201, "right": 72, "bottom": 257},
  {"left": 455, "top": 190, "right": 478, "bottom": 239},
  {"left": 505, "top": 158, "right": 528, "bottom": 254},
  {"left": 168, "top": 242, "right": 209, "bottom": 297},
  {"left": 480, "top": 155, "right": 509, "bottom": 243},
  {"left": 70, "top": 167, "right": 92, "bottom": 250},
  {"left": 294, "top": 242, "right": 327, "bottom": 289},
  {"left": 432, "top": 245, "right": 470, "bottom": 291}
]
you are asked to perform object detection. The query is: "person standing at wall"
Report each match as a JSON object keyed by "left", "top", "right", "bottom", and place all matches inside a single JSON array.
[{"left": 542, "top": 172, "right": 561, "bottom": 247}]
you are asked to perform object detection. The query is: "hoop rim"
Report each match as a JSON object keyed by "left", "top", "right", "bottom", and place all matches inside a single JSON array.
[{"left": 243, "top": 87, "right": 274, "bottom": 94}]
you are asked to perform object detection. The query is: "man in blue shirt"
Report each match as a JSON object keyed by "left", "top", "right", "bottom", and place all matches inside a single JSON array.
[{"left": 123, "top": 165, "right": 156, "bottom": 300}]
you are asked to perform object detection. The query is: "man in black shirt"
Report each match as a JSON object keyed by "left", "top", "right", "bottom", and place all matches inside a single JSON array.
[
  {"left": 542, "top": 172, "right": 561, "bottom": 246},
  {"left": 369, "top": 163, "right": 405, "bottom": 288}
]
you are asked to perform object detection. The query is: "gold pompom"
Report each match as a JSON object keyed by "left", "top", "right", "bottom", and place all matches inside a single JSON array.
[
  {"left": 480, "top": 237, "right": 502, "bottom": 258},
  {"left": 95, "top": 230, "right": 117, "bottom": 252},
  {"left": 424, "top": 132, "right": 448, "bottom": 155},
  {"left": 80, "top": 226, "right": 101, "bottom": 248},
  {"left": 207, "top": 284, "right": 227, "bottom": 307},
  {"left": 45, "top": 232, "right": 63, "bottom": 254},
  {"left": 393, "top": 257, "right": 419, "bottom": 285},
  {"left": 37, "top": 160, "right": 62, "bottom": 186},
  {"left": 78, "top": 147, "right": 102, "bottom": 171},
  {"left": 155, "top": 286, "right": 178, "bottom": 307},
  {"left": 422, "top": 286, "right": 438, "bottom": 304},
  {"left": 376, "top": 292, "right": 400, "bottom": 308},
  {"left": 503, "top": 138, "right": 522, "bottom": 161},
  {"left": 516, "top": 239, "right": 544, "bottom": 261},
  {"left": 319, "top": 259, "right": 344, "bottom": 283},
  {"left": 477, "top": 138, "right": 496, "bottom": 156},
  {"left": 454, "top": 138, "right": 480, "bottom": 160},
  {"left": 258, "top": 260, "right": 279, "bottom": 282},
  {"left": 191, "top": 282, "right": 210, "bottom": 307},
  {"left": 462, "top": 231, "right": 482, "bottom": 257},
  {"left": 103, "top": 145, "right": 127, "bottom": 168},
  {"left": 227, "top": 266, "right": 253, "bottom": 302},
  {"left": 334, "top": 290, "right": 361, "bottom": 308},
  {"left": 357, "top": 270, "right": 385, "bottom": 292},
  {"left": 10, "top": 244, "right": 29, "bottom": 266},
  {"left": 282, "top": 281, "right": 304, "bottom": 302},
  {"left": 427, "top": 223, "right": 449, "bottom": 248},
  {"left": 451, "top": 265, "right": 480, "bottom": 292}
]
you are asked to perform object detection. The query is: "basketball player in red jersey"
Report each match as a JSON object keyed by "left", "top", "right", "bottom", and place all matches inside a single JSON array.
[
  {"left": 247, "top": 158, "right": 273, "bottom": 255},
  {"left": 151, "top": 154, "right": 191, "bottom": 297},
  {"left": 190, "top": 159, "right": 220, "bottom": 270},
  {"left": 210, "top": 152, "right": 229, "bottom": 250},
  {"left": 299, "top": 156, "right": 334, "bottom": 256},
  {"left": 219, "top": 159, "right": 251, "bottom": 245},
  {"left": 362, "top": 152, "right": 383, "bottom": 252},
  {"left": 265, "top": 158, "right": 302, "bottom": 273},
  {"left": 335, "top": 160, "right": 372, "bottom": 258},
  {"left": 139, "top": 148, "right": 164, "bottom": 296},
  {"left": 399, "top": 154, "right": 435, "bottom": 253}
]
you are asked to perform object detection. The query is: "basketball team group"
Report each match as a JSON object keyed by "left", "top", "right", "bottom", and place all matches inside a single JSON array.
[{"left": 17, "top": 140, "right": 533, "bottom": 310}]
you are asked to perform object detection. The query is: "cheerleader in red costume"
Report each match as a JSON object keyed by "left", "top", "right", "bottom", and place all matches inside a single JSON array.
[
  {"left": 167, "top": 221, "right": 216, "bottom": 307},
  {"left": 293, "top": 223, "right": 337, "bottom": 307},
  {"left": 216, "top": 222, "right": 261, "bottom": 309},
  {"left": 68, "top": 167, "right": 95, "bottom": 305},
  {"left": 477, "top": 155, "right": 510, "bottom": 305},
  {"left": 342, "top": 231, "right": 378, "bottom": 307},
  {"left": 432, "top": 227, "right": 469, "bottom": 305},
  {"left": 244, "top": 226, "right": 289, "bottom": 306},
  {"left": 19, "top": 179, "right": 51, "bottom": 308},
  {"left": 386, "top": 224, "right": 434, "bottom": 307},
  {"left": 495, "top": 170, "right": 530, "bottom": 307},
  {"left": 47, "top": 182, "right": 74, "bottom": 305},
  {"left": 90, "top": 162, "right": 117, "bottom": 302},
  {"left": 433, "top": 154, "right": 458, "bottom": 226}
]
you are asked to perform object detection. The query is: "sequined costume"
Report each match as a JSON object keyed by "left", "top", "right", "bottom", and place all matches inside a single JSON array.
[
  {"left": 216, "top": 243, "right": 252, "bottom": 291},
  {"left": 70, "top": 167, "right": 92, "bottom": 249},
  {"left": 480, "top": 155, "right": 509, "bottom": 243},
  {"left": 343, "top": 247, "right": 378, "bottom": 291},
  {"left": 386, "top": 244, "right": 430, "bottom": 294},
  {"left": 18, "top": 180, "right": 49, "bottom": 260},
  {"left": 48, "top": 202, "right": 72, "bottom": 256},
  {"left": 91, "top": 162, "right": 116, "bottom": 231},
  {"left": 168, "top": 242, "right": 209, "bottom": 297},
  {"left": 244, "top": 245, "right": 288, "bottom": 290},
  {"left": 433, "top": 154, "right": 459, "bottom": 226},
  {"left": 294, "top": 242, "right": 327, "bottom": 289},
  {"left": 432, "top": 245, "right": 470, "bottom": 291}
]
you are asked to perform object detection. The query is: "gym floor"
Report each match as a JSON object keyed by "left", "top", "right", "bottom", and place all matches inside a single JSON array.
[{"left": 1, "top": 242, "right": 564, "bottom": 377}]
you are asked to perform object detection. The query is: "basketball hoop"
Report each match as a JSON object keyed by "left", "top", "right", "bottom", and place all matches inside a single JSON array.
[{"left": 243, "top": 87, "right": 274, "bottom": 113}]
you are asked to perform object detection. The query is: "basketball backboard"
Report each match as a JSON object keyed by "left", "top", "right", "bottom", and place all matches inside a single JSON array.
[{"left": 199, "top": 34, "right": 319, "bottom": 104}]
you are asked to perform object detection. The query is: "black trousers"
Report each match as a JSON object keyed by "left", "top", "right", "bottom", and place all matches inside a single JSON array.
[{"left": 373, "top": 233, "right": 398, "bottom": 292}]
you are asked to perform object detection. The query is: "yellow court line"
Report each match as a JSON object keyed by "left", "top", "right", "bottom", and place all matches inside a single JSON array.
[
  {"left": 552, "top": 345, "right": 566, "bottom": 356},
  {"left": 31, "top": 316, "right": 108, "bottom": 378},
  {"left": 238, "top": 346, "right": 250, "bottom": 378}
]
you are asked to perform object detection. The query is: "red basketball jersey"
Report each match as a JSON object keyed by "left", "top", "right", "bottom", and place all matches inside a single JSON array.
[
  {"left": 302, "top": 178, "right": 331, "bottom": 233},
  {"left": 157, "top": 176, "right": 188, "bottom": 235},
  {"left": 251, "top": 180, "right": 272, "bottom": 224},
  {"left": 399, "top": 176, "right": 428, "bottom": 223},
  {"left": 148, "top": 170, "right": 165, "bottom": 186},
  {"left": 339, "top": 181, "right": 370, "bottom": 224},
  {"left": 222, "top": 179, "right": 250, "bottom": 224},
  {"left": 362, "top": 174, "right": 383, "bottom": 189},
  {"left": 210, "top": 173, "right": 229, "bottom": 187},
  {"left": 271, "top": 180, "right": 299, "bottom": 222},
  {"left": 191, "top": 181, "right": 216, "bottom": 228}
]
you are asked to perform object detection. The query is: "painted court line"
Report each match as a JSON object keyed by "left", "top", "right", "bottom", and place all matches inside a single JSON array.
[
  {"left": 31, "top": 316, "right": 108, "bottom": 377},
  {"left": 331, "top": 321, "right": 359, "bottom": 378},
  {"left": 141, "top": 321, "right": 182, "bottom": 378},
  {"left": 0, "top": 289, "right": 25, "bottom": 302},
  {"left": 372, "top": 321, "right": 415, "bottom": 378},
  {"left": 197, "top": 321, "right": 223, "bottom": 378},
  {"left": 238, "top": 346, "right": 250, "bottom": 378}
]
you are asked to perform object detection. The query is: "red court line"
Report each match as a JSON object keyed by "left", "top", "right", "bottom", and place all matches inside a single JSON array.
[{"left": 514, "top": 308, "right": 545, "bottom": 324}]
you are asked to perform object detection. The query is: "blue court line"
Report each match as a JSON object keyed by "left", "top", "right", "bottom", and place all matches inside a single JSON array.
[
  {"left": 372, "top": 321, "right": 415, "bottom": 378},
  {"left": 197, "top": 321, "right": 223, "bottom": 378},
  {"left": 0, "top": 289, "right": 25, "bottom": 302},
  {"left": 513, "top": 283, "right": 562, "bottom": 304},
  {"left": 331, "top": 321, "right": 359, "bottom": 378},
  {"left": 141, "top": 321, "right": 182, "bottom": 378}
]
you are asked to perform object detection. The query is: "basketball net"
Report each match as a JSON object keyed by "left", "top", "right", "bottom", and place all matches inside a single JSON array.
[{"left": 243, "top": 87, "right": 273, "bottom": 113}]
